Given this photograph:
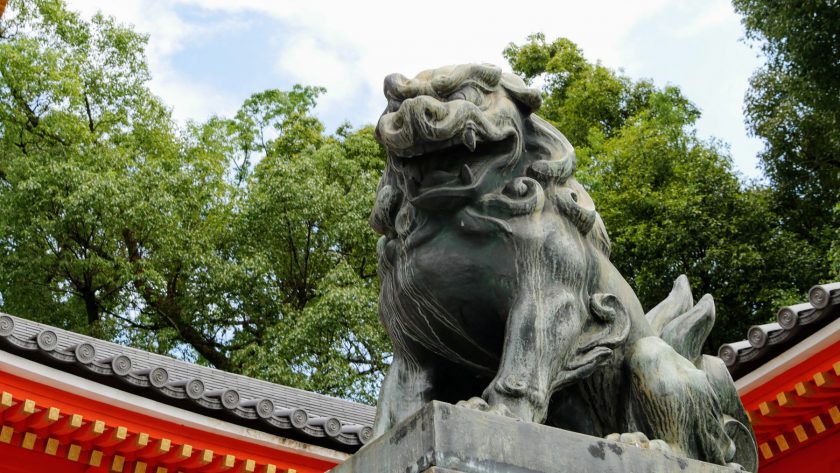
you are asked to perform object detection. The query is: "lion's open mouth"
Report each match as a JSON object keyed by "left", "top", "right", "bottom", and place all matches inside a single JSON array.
[{"left": 396, "top": 135, "right": 518, "bottom": 211}]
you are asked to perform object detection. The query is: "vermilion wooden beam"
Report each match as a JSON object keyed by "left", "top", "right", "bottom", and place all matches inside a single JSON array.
[
  {"left": 741, "top": 341, "right": 840, "bottom": 409},
  {"left": 740, "top": 351, "right": 840, "bottom": 469},
  {"left": 0, "top": 371, "right": 336, "bottom": 473}
]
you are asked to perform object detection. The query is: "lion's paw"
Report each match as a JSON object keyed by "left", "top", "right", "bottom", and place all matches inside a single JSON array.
[
  {"left": 606, "top": 432, "right": 672, "bottom": 453},
  {"left": 457, "top": 397, "right": 490, "bottom": 411},
  {"left": 486, "top": 403, "right": 519, "bottom": 419},
  {"left": 456, "top": 397, "right": 520, "bottom": 420}
]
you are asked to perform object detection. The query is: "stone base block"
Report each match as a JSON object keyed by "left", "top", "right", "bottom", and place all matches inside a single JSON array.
[{"left": 330, "top": 401, "right": 739, "bottom": 473}]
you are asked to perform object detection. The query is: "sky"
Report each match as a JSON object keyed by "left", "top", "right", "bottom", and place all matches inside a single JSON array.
[{"left": 66, "top": 0, "right": 766, "bottom": 179}]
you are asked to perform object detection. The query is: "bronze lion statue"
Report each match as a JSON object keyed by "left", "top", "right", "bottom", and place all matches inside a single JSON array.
[{"left": 369, "top": 64, "right": 757, "bottom": 470}]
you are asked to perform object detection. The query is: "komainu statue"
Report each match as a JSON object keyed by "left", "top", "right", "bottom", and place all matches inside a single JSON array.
[{"left": 369, "top": 64, "right": 758, "bottom": 471}]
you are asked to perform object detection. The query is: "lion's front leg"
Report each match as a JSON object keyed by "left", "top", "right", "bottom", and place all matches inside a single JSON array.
[
  {"left": 478, "top": 289, "right": 580, "bottom": 423},
  {"left": 372, "top": 352, "right": 436, "bottom": 436},
  {"left": 477, "top": 285, "right": 631, "bottom": 424}
]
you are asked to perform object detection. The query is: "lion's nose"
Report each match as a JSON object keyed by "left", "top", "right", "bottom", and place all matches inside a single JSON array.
[
  {"left": 377, "top": 96, "right": 455, "bottom": 152},
  {"left": 376, "top": 93, "right": 486, "bottom": 157},
  {"left": 401, "top": 96, "right": 449, "bottom": 126}
]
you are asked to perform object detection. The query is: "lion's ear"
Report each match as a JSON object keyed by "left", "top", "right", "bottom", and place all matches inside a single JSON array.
[{"left": 564, "top": 293, "right": 631, "bottom": 378}]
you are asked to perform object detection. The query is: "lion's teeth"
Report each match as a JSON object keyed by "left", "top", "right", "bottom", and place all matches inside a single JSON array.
[
  {"left": 460, "top": 164, "right": 475, "bottom": 185},
  {"left": 463, "top": 128, "right": 476, "bottom": 152}
]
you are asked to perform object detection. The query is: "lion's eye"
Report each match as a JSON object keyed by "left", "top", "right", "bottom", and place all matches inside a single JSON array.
[{"left": 449, "top": 86, "right": 482, "bottom": 104}]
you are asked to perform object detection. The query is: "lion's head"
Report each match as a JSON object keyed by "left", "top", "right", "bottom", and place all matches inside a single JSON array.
[{"left": 371, "top": 63, "right": 609, "bottom": 256}]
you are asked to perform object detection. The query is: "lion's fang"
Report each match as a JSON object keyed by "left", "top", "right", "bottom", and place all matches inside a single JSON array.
[
  {"left": 463, "top": 128, "right": 476, "bottom": 152},
  {"left": 460, "top": 164, "right": 475, "bottom": 185}
]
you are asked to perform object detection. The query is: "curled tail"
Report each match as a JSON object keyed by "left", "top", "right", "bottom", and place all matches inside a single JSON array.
[{"left": 644, "top": 275, "right": 758, "bottom": 472}]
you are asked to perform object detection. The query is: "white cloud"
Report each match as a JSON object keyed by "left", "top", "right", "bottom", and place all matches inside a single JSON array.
[
  {"left": 150, "top": 66, "right": 239, "bottom": 123},
  {"left": 273, "top": 36, "right": 367, "bottom": 124},
  {"left": 669, "top": 2, "right": 734, "bottom": 38},
  {"left": 187, "top": 0, "right": 675, "bottom": 126},
  {"left": 68, "top": 0, "right": 193, "bottom": 58},
  {"left": 64, "top": 0, "right": 676, "bottom": 126},
  {"left": 64, "top": 0, "right": 763, "bottom": 176},
  {"left": 66, "top": 0, "right": 240, "bottom": 123}
]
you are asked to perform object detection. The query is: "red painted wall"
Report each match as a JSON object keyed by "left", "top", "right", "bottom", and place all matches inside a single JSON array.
[
  {"left": 1, "top": 370, "right": 338, "bottom": 473},
  {"left": 0, "top": 442, "right": 85, "bottom": 473},
  {"left": 759, "top": 428, "right": 840, "bottom": 473}
]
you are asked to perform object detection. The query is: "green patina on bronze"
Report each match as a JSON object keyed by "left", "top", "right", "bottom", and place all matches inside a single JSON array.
[{"left": 369, "top": 64, "right": 758, "bottom": 471}]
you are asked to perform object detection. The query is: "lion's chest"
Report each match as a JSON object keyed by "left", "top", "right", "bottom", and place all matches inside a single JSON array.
[
  {"left": 385, "top": 214, "right": 594, "bottom": 368},
  {"left": 408, "top": 231, "right": 518, "bottom": 321}
]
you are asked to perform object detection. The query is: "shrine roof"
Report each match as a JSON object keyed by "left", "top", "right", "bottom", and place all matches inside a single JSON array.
[
  {"left": 0, "top": 312, "right": 376, "bottom": 453},
  {"left": 718, "top": 282, "right": 840, "bottom": 380}
]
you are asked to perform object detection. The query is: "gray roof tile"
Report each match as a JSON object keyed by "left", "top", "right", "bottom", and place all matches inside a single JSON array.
[
  {"left": 718, "top": 282, "right": 840, "bottom": 380},
  {"left": 0, "top": 312, "right": 376, "bottom": 452}
]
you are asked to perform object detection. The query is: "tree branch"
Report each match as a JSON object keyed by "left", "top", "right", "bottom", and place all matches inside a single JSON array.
[
  {"left": 8, "top": 85, "right": 68, "bottom": 145},
  {"left": 122, "top": 229, "right": 235, "bottom": 371},
  {"left": 83, "top": 90, "right": 96, "bottom": 134}
]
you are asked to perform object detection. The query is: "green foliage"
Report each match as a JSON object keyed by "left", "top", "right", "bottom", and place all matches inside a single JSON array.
[
  {"left": 225, "top": 123, "right": 389, "bottom": 402},
  {"left": 505, "top": 34, "right": 823, "bottom": 349},
  {"left": 0, "top": 0, "right": 389, "bottom": 403},
  {"left": 733, "top": 0, "right": 840, "bottom": 261},
  {"left": 3, "top": 0, "right": 834, "bottom": 403},
  {"left": 504, "top": 33, "right": 667, "bottom": 150}
]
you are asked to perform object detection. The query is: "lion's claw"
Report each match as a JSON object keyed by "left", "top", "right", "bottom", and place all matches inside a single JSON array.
[
  {"left": 648, "top": 439, "right": 672, "bottom": 453},
  {"left": 487, "top": 403, "right": 519, "bottom": 419}
]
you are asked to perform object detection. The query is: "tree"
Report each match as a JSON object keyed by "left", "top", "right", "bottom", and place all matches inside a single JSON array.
[
  {"left": 504, "top": 34, "right": 823, "bottom": 348},
  {"left": 0, "top": 0, "right": 182, "bottom": 339},
  {"left": 226, "top": 123, "right": 390, "bottom": 399},
  {"left": 0, "top": 0, "right": 389, "bottom": 402},
  {"left": 733, "top": 0, "right": 840, "bottom": 271}
]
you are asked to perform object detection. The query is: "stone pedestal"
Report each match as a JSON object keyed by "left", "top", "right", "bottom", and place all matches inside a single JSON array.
[{"left": 329, "top": 402, "right": 740, "bottom": 473}]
